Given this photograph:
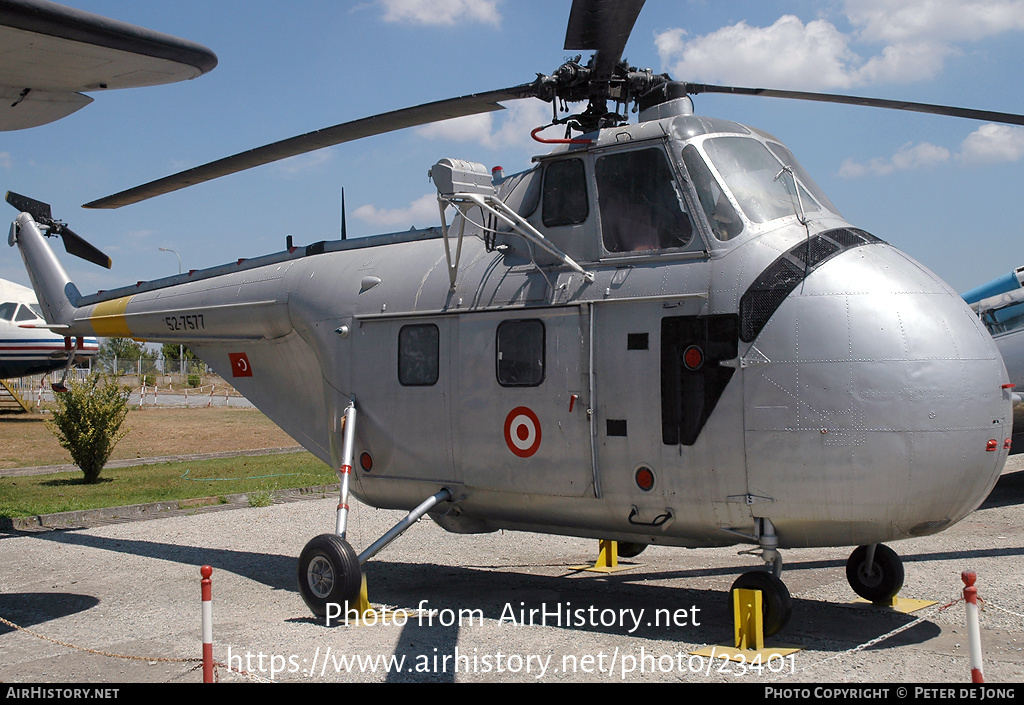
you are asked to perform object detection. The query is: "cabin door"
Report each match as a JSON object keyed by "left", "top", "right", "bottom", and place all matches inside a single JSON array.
[{"left": 349, "top": 316, "right": 457, "bottom": 483}]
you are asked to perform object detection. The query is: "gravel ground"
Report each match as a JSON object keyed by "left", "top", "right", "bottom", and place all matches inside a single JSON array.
[{"left": 1, "top": 469, "right": 1023, "bottom": 684}]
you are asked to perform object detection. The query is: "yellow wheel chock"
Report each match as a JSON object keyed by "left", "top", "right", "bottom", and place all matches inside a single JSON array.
[
  {"left": 571, "top": 540, "right": 638, "bottom": 573},
  {"left": 692, "top": 587, "right": 801, "bottom": 662}
]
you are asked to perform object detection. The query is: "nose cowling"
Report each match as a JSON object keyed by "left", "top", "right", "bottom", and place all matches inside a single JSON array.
[{"left": 741, "top": 239, "right": 1010, "bottom": 548}]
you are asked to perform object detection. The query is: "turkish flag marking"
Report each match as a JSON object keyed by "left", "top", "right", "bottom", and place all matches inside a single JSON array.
[{"left": 229, "top": 352, "right": 253, "bottom": 377}]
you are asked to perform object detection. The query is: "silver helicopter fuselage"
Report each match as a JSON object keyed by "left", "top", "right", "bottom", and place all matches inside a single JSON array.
[{"left": 10, "top": 110, "right": 1010, "bottom": 552}]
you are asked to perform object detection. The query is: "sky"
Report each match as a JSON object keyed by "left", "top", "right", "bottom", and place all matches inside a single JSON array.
[{"left": 2, "top": 0, "right": 1023, "bottom": 295}]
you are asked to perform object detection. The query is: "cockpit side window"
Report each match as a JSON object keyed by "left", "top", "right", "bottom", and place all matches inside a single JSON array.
[
  {"left": 681, "top": 145, "right": 743, "bottom": 242},
  {"left": 542, "top": 158, "right": 588, "bottom": 227},
  {"left": 0, "top": 302, "right": 16, "bottom": 321},
  {"left": 595, "top": 147, "right": 693, "bottom": 252},
  {"left": 14, "top": 305, "right": 39, "bottom": 322}
]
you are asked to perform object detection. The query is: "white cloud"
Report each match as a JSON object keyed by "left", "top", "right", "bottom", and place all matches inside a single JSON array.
[
  {"left": 353, "top": 193, "right": 440, "bottom": 228},
  {"left": 415, "top": 100, "right": 551, "bottom": 149},
  {"left": 838, "top": 141, "right": 951, "bottom": 177},
  {"left": 839, "top": 124, "right": 1024, "bottom": 177},
  {"left": 272, "top": 150, "right": 333, "bottom": 177},
  {"left": 656, "top": 16, "right": 864, "bottom": 90},
  {"left": 959, "top": 123, "right": 1024, "bottom": 164},
  {"left": 854, "top": 41, "right": 954, "bottom": 85},
  {"left": 378, "top": 0, "right": 500, "bottom": 26},
  {"left": 656, "top": 2, "right": 1024, "bottom": 90},
  {"left": 0, "top": 151, "right": 10, "bottom": 169},
  {"left": 845, "top": 0, "right": 1024, "bottom": 43}
]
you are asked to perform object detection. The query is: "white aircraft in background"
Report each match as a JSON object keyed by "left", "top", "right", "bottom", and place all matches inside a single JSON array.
[
  {"left": 963, "top": 268, "right": 1024, "bottom": 394},
  {"left": 0, "top": 0, "right": 217, "bottom": 131},
  {"left": 0, "top": 276, "right": 97, "bottom": 379}
]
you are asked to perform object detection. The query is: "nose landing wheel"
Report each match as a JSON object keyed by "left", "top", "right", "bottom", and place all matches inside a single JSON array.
[
  {"left": 728, "top": 571, "right": 793, "bottom": 636},
  {"left": 846, "top": 543, "right": 904, "bottom": 604}
]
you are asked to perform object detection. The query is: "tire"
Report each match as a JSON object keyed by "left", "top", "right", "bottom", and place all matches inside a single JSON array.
[
  {"left": 729, "top": 570, "right": 793, "bottom": 636},
  {"left": 616, "top": 542, "right": 648, "bottom": 558},
  {"left": 297, "top": 534, "right": 362, "bottom": 618},
  {"left": 846, "top": 544, "right": 904, "bottom": 604}
]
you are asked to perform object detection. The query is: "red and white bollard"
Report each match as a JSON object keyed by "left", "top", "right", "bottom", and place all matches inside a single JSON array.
[
  {"left": 201, "top": 565, "right": 214, "bottom": 683},
  {"left": 963, "top": 570, "right": 983, "bottom": 683}
]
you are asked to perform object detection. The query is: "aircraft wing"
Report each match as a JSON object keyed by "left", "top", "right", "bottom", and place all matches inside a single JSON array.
[{"left": 0, "top": 0, "right": 217, "bottom": 130}]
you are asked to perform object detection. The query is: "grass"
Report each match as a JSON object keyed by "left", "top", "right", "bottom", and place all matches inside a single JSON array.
[
  {"left": 0, "top": 407, "right": 300, "bottom": 469},
  {"left": 0, "top": 448, "right": 337, "bottom": 518}
]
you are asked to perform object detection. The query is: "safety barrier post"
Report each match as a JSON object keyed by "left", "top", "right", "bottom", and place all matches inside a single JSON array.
[
  {"left": 963, "top": 570, "right": 983, "bottom": 683},
  {"left": 201, "top": 565, "right": 214, "bottom": 683}
]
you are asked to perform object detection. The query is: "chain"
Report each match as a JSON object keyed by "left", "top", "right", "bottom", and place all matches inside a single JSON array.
[
  {"left": 1, "top": 614, "right": 201, "bottom": 665},
  {"left": 776, "top": 596, "right": 964, "bottom": 678}
]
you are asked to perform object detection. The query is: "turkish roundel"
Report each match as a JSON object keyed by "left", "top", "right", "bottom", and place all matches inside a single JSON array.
[{"left": 229, "top": 352, "right": 253, "bottom": 377}]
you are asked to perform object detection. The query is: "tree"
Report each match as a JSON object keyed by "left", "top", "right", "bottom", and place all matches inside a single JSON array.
[
  {"left": 161, "top": 343, "right": 197, "bottom": 368},
  {"left": 96, "top": 337, "right": 158, "bottom": 378},
  {"left": 48, "top": 374, "right": 131, "bottom": 484}
]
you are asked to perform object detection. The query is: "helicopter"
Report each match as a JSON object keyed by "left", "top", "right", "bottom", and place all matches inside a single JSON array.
[{"left": 7, "top": 0, "right": 1022, "bottom": 635}]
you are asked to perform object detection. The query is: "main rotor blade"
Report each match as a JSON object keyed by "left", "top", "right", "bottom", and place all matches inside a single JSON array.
[
  {"left": 85, "top": 82, "right": 539, "bottom": 209},
  {"left": 683, "top": 83, "right": 1024, "bottom": 126},
  {"left": 564, "top": 0, "right": 646, "bottom": 83}
]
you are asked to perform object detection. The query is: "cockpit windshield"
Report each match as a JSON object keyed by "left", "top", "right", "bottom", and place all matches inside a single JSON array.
[{"left": 692, "top": 135, "right": 836, "bottom": 235}]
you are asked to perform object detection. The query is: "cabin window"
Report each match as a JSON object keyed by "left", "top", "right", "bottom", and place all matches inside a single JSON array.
[
  {"left": 0, "top": 302, "right": 16, "bottom": 321},
  {"left": 542, "top": 158, "right": 588, "bottom": 227},
  {"left": 596, "top": 147, "right": 693, "bottom": 252},
  {"left": 681, "top": 145, "right": 743, "bottom": 242},
  {"left": 398, "top": 323, "right": 439, "bottom": 386},
  {"left": 496, "top": 319, "right": 545, "bottom": 386}
]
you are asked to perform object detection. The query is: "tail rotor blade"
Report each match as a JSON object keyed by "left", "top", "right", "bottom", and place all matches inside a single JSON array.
[
  {"left": 6, "top": 191, "right": 112, "bottom": 268},
  {"left": 58, "top": 226, "right": 112, "bottom": 269},
  {"left": 5, "top": 191, "right": 53, "bottom": 222}
]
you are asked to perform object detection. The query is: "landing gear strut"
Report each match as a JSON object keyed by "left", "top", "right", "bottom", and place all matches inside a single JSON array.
[
  {"left": 297, "top": 396, "right": 458, "bottom": 620},
  {"left": 846, "top": 543, "right": 904, "bottom": 603},
  {"left": 730, "top": 518, "right": 793, "bottom": 636}
]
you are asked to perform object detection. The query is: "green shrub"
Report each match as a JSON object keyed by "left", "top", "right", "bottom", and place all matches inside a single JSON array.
[{"left": 48, "top": 374, "right": 131, "bottom": 484}]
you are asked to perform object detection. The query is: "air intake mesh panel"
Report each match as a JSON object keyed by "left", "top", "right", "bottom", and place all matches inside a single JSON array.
[{"left": 739, "top": 228, "right": 884, "bottom": 343}]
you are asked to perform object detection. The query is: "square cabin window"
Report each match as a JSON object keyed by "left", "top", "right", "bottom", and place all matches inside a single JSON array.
[
  {"left": 398, "top": 324, "right": 439, "bottom": 386},
  {"left": 542, "top": 158, "right": 588, "bottom": 227},
  {"left": 496, "top": 319, "right": 545, "bottom": 387}
]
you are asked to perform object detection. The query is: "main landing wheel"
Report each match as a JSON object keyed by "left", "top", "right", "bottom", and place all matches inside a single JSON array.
[
  {"left": 298, "top": 533, "right": 362, "bottom": 618},
  {"left": 729, "top": 571, "right": 793, "bottom": 637},
  {"left": 846, "top": 544, "right": 904, "bottom": 604}
]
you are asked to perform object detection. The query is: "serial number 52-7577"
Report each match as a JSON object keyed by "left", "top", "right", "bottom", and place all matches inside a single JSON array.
[{"left": 164, "top": 314, "right": 205, "bottom": 331}]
